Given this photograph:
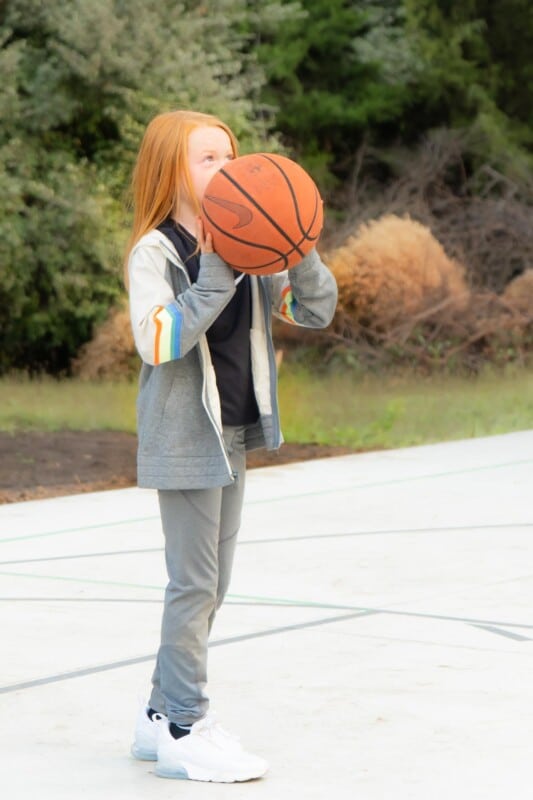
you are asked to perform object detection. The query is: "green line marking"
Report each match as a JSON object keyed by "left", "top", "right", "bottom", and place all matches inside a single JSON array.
[
  {"left": 0, "top": 570, "right": 164, "bottom": 591},
  {"left": 1, "top": 523, "right": 532, "bottom": 567},
  {"left": 227, "top": 593, "right": 353, "bottom": 609},
  {"left": 0, "top": 571, "right": 378, "bottom": 608},
  {"left": 0, "top": 576, "right": 531, "bottom": 636},
  {"left": 0, "top": 515, "right": 159, "bottom": 545},
  {"left": 1, "top": 458, "right": 531, "bottom": 545},
  {"left": 0, "top": 575, "right": 531, "bottom": 636},
  {"left": 245, "top": 458, "right": 533, "bottom": 506},
  {"left": 0, "top": 570, "right": 357, "bottom": 606}
]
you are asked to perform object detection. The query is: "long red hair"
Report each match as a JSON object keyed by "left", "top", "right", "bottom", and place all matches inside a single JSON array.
[{"left": 124, "top": 110, "right": 238, "bottom": 280}]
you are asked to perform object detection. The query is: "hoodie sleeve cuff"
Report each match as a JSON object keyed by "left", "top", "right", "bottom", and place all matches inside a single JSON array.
[{"left": 197, "top": 252, "right": 235, "bottom": 290}]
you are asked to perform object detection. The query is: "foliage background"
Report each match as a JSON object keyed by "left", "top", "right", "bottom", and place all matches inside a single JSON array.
[{"left": 0, "top": 0, "right": 531, "bottom": 374}]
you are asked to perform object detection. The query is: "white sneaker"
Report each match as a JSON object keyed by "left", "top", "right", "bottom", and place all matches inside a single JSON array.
[
  {"left": 131, "top": 704, "right": 167, "bottom": 761},
  {"left": 155, "top": 713, "right": 269, "bottom": 782}
]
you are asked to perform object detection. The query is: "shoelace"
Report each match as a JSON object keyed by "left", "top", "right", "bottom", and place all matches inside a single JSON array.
[{"left": 193, "top": 713, "right": 241, "bottom": 746}]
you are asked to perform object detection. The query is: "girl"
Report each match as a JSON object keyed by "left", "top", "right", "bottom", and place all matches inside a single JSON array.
[{"left": 126, "top": 109, "right": 337, "bottom": 783}]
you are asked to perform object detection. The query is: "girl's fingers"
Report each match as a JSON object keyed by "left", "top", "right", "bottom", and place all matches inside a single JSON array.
[
  {"left": 196, "top": 217, "right": 214, "bottom": 253},
  {"left": 204, "top": 231, "right": 214, "bottom": 253}
]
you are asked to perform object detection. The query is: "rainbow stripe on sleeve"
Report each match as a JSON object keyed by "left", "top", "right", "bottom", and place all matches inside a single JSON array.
[
  {"left": 152, "top": 304, "right": 182, "bottom": 364},
  {"left": 279, "top": 285, "right": 298, "bottom": 325}
]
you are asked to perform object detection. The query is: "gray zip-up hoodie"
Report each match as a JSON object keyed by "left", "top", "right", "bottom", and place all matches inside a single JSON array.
[{"left": 128, "top": 230, "right": 337, "bottom": 490}]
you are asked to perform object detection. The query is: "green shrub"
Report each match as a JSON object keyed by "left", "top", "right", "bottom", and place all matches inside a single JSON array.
[
  {"left": 0, "top": 139, "right": 123, "bottom": 373},
  {"left": 0, "top": 0, "right": 290, "bottom": 374}
]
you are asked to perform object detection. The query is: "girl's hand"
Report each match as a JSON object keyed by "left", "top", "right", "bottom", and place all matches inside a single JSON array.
[{"left": 196, "top": 217, "right": 214, "bottom": 254}]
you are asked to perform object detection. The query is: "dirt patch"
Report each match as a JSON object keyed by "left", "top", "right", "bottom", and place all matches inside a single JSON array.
[{"left": 0, "top": 431, "right": 354, "bottom": 504}]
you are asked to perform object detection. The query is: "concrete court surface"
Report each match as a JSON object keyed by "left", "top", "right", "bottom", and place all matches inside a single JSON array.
[{"left": 0, "top": 430, "right": 531, "bottom": 800}]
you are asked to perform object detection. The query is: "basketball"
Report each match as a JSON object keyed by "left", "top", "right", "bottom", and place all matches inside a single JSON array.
[{"left": 200, "top": 153, "right": 323, "bottom": 275}]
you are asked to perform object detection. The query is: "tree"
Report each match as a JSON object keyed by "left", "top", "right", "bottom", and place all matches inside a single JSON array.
[
  {"left": 254, "top": 1, "right": 414, "bottom": 188},
  {"left": 255, "top": 0, "right": 532, "bottom": 191},
  {"left": 401, "top": 0, "right": 532, "bottom": 171},
  {"left": 0, "top": 0, "right": 291, "bottom": 373}
]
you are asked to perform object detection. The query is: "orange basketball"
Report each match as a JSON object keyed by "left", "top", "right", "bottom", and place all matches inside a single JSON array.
[{"left": 200, "top": 153, "right": 323, "bottom": 275}]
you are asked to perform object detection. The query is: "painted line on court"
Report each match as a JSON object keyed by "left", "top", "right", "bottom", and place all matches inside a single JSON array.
[
  {"left": 1, "top": 595, "right": 531, "bottom": 695},
  {"left": 2, "top": 602, "right": 532, "bottom": 695},
  {"left": 0, "top": 581, "right": 531, "bottom": 633},
  {"left": 469, "top": 624, "right": 532, "bottom": 642},
  {"left": 226, "top": 596, "right": 533, "bottom": 631},
  {"left": 1, "top": 523, "right": 532, "bottom": 567},
  {"left": 0, "top": 569, "right": 165, "bottom": 592},
  {"left": 244, "top": 459, "right": 533, "bottom": 507},
  {"left": 1, "top": 458, "right": 531, "bottom": 545},
  {"left": 0, "top": 516, "right": 159, "bottom": 545},
  {"left": 368, "top": 608, "right": 533, "bottom": 631},
  {"left": 0, "top": 567, "right": 532, "bottom": 631},
  {"left": 0, "top": 610, "right": 377, "bottom": 694},
  {"left": 0, "top": 596, "right": 163, "bottom": 604},
  {"left": 238, "top": 523, "right": 533, "bottom": 546},
  {"left": 0, "top": 547, "right": 163, "bottom": 567}
]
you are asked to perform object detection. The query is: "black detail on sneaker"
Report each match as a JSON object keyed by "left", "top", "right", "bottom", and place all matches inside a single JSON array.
[
  {"left": 169, "top": 722, "right": 191, "bottom": 740},
  {"left": 147, "top": 707, "right": 163, "bottom": 721}
]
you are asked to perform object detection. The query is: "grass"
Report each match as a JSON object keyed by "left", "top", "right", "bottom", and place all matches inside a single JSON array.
[
  {"left": 0, "top": 377, "right": 138, "bottom": 434},
  {"left": 0, "top": 367, "right": 532, "bottom": 450},
  {"left": 278, "top": 365, "right": 533, "bottom": 450}
]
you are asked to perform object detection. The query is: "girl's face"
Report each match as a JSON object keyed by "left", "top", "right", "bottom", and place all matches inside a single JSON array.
[{"left": 187, "top": 125, "right": 234, "bottom": 206}]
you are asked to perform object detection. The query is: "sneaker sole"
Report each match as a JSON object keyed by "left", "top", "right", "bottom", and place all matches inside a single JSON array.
[
  {"left": 155, "top": 761, "right": 267, "bottom": 783},
  {"left": 131, "top": 743, "right": 157, "bottom": 761}
]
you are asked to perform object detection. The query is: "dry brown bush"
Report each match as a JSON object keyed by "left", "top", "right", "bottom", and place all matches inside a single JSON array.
[
  {"left": 277, "top": 213, "right": 531, "bottom": 372},
  {"left": 501, "top": 269, "right": 533, "bottom": 315},
  {"left": 75, "top": 217, "right": 531, "bottom": 378},
  {"left": 316, "top": 131, "right": 533, "bottom": 371},
  {"left": 72, "top": 302, "right": 138, "bottom": 379},
  {"left": 325, "top": 214, "right": 469, "bottom": 333},
  {"left": 323, "top": 271, "right": 532, "bottom": 373},
  {"left": 326, "top": 130, "right": 533, "bottom": 293}
]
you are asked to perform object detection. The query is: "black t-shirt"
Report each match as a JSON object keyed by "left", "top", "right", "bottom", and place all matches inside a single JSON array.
[{"left": 157, "top": 218, "right": 259, "bottom": 426}]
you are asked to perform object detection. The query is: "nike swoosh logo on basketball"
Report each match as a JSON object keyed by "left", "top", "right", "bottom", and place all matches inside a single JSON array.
[{"left": 204, "top": 195, "right": 253, "bottom": 229}]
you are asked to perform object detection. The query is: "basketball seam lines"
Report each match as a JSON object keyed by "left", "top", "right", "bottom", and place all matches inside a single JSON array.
[
  {"left": 218, "top": 164, "right": 306, "bottom": 257},
  {"left": 201, "top": 203, "right": 321, "bottom": 272},
  {"left": 200, "top": 207, "right": 289, "bottom": 270},
  {"left": 260, "top": 154, "right": 320, "bottom": 241}
]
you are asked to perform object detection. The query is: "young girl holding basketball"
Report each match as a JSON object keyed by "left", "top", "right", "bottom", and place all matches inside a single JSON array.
[{"left": 126, "top": 109, "right": 337, "bottom": 783}]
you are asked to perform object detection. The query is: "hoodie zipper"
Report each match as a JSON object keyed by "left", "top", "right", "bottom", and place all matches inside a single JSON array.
[{"left": 258, "top": 280, "right": 282, "bottom": 449}]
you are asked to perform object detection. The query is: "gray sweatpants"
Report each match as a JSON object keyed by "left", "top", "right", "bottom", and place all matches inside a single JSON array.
[{"left": 148, "top": 426, "right": 247, "bottom": 726}]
